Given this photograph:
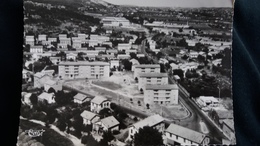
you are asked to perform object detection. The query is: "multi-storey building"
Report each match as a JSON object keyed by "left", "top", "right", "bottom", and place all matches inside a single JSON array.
[
  {"left": 128, "top": 114, "right": 165, "bottom": 140},
  {"left": 138, "top": 73, "right": 168, "bottom": 91},
  {"left": 134, "top": 64, "right": 160, "bottom": 79},
  {"left": 30, "top": 46, "right": 43, "bottom": 53},
  {"left": 25, "top": 36, "right": 34, "bottom": 46},
  {"left": 118, "top": 43, "right": 132, "bottom": 51},
  {"left": 72, "top": 39, "right": 82, "bottom": 49},
  {"left": 38, "top": 34, "right": 47, "bottom": 42},
  {"left": 165, "top": 123, "right": 210, "bottom": 146},
  {"left": 58, "top": 61, "right": 109, "bottom": 79},
  {"left": 144, "top": 84, "right": 179, "bottom": 105}
]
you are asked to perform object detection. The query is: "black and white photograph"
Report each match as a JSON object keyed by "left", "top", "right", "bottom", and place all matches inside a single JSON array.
[{"left": 19, "top": 0, "right": 235, "bottom": 145}]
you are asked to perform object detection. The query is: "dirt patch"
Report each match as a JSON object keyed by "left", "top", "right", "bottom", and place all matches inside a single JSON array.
[{"left": 92, "top": 81, "right": 122, "bottom": 90}]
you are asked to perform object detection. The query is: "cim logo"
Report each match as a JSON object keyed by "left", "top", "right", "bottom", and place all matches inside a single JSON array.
[{"left": 25, "top": 129, "right": 45, "bottom": 137}]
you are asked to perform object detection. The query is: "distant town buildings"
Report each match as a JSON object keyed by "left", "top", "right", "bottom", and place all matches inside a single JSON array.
[{"left": 101, "top": 17, "right": 130, "bottom": 27}]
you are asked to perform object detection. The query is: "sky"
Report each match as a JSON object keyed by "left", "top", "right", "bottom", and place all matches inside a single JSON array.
[{"left": 102, "top": 0, "right": 233, "bottom": 8}]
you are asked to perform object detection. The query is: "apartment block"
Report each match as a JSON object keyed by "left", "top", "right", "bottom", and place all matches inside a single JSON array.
[
  {"left": 134, "top": 64, "right": 160, "bottom": 79},
  {"left": 138, "top": 73, "right": 168, "bottom": 90},
  {"left": 58, "top": 61, "right": 110, "bottom": 79},
  {"left": 144, "top": 84, "right": 179, "bottom": 105}
]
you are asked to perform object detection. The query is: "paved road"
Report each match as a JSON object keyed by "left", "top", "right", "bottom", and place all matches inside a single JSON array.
[{"left": 140, "top": 39, "right": 226, "bottom": 144}]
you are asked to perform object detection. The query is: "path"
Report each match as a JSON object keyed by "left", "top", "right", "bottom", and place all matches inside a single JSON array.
[{"left": 20, "top": 117, "right": 84, "bottom": 146}]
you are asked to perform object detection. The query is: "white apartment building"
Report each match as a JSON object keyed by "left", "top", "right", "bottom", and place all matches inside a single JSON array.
[
  {"left": 25, "top": 36, "right": 34, "bottom": 46},
  {"left": 59, "top": 38, "right": 71, "bottom": 46},
  {"left": 118, "top": 43, "right": 132, "bottom": 51},
  {"left": 149, "top": 41, "right": 157, "bottom": 50},
  {"left": 72, "top": 40, "right": 82, "bottom": 49},
  {"left": 95, "top": 47, "right": 106, "bottom": 52},
  {"left": 88, "top": 40, "right": 99, "bottom": 47},
  {"left": 128, "top": 114, "right": 165, "bottom": 140},
  {"left": 58, "top": 61, "right": 110, "bottom": 79},
  {"left": 85, "top": 50, "right": 99, "bottom": 56},
  {"left": 134, "top": 64, "right": 161, "bottom": 79},
  {"left": 38, "top": 34, "right": 47, "bottom": 41},
  {"left": 138, "top": 73, "right": 168, "bottom": 91},
  {"left": 30, "top": 46, "right": 43, "bottom": 53},
  {"left": 125, "top": 49, "right": 137, "bottom": 55},
  {"left": 144, "top": 84, "right": 179, "bottom": 105},
  {"left": 48, "top": 37, "right": 57, "bottom": 43},
  {"left": 58, "top": 34, "right": 67, "bottom": 40},
  {"left": 106, "top": 49, "right": 118, "bottom": 55},
  {"left": 165, "top": 123, "right": 210, "bottom": 146},
  {"left": 78, "top": 33, "right": 86, "bottom": 43},
  {"left": 110, "top": 60, "right": 119, "bottom": 69}
]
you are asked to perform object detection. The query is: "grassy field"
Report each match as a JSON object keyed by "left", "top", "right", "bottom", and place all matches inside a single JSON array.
[
  {"left": 92, "top": 81, "right": 122, "bottom": 90},
  {"left": 19, "top": 119, "right": 74, "bottom": 146}
]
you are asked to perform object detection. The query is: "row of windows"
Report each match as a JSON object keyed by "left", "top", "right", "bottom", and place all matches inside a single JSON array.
[
  {"left": 154, "top": 90, "right": 171, "bottom": 92},
  {"left": 146, "top": 77, "right": 162, "bottom": 79},
  {"left": 154, "top": 93, "right": 170, "bottom": 95},
  {"left": 147, "top": 80, "right": 161, "bottom": 83},
  {"left": 154, "top": 101, "right": 170, "bottom": 104},
  {"left": 154, "top": 97, "right": 170, "bottom": 100},
  {"left": 168, "top": 133, "right": 194, "bottom": 144}
]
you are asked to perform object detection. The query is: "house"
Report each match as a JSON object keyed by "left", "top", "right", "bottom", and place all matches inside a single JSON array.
[
  {"left": 189, "top": 51, "right": 199, "bottom": 59},
  {"left": 165, "top": 123, "right": 210, "bottom": 146},
  {"left": 58, "top": 61, "right": 110, "bottom": 79},
  {"left": 134, "top": 64, "right": 161, "bottom": 79},
  {"left": 34, "top": 72, "right": 52, "bottom": 88},
  {"left": 73, "top": 93, "right": 89, "bottom": 104},
  {"left": 110, "top": 60, "right": 120, "bottom": 69},
  {"left": 118, "top": 43, "right": 132, "bottom": 51},
  {"left": 38, "top": 34, "right": 47, "bottom": 42},
  {"left": 128, "top": 114, "right": 165, "bottom": 140},
  {"left": 117, "top": 54, "right": 130, "bottom": 60},
  {"left": 222, "top": 119, "right": 236, "bottom": 145},
  {"left": 88, "top": 40, "right": 99, "bottom": 47},
  {"left": 72, "top": 40, "right": 82, "bottom": 49},
  {"left": 209, "top": 109, "right": 234, "bottom": 128},
  {"left": 25, "top": 36, "right": 34, "bottom": 46},
  {"left": 93, "top": 116, "right": 119, "bottom": 133},
  {"left": 196, "top": 96, "right": 219, "bottom": 109},
  {"left": 136, "top": 54, "right": 145, "bottom": 58},
  {"left": 125, "top": 49, "right": 137, "bottom": 55},
  {"left": 138, "top": 73, "right": 168, "bottom": 90},
  {"left": 90, "top": 96, "right": 111, "bottom": 113},
  {"left": 30, "top": 46, "right": 43, "bottom": 53},
  {"left": 80, "top": 110, "right": 100, "bottom": 125},
  {"left": 66, "top": 53, "right": 77, "bottom": 61},
  {"left": 130, "top": 58, "right": 140, "bottom": 71},
  {"left": 38, "top": 92, "right": 55, "bottom": 104},
  {"left": 95, "top": 47, "right": 106, "bottom": 52},
  {"left": 144, "top": 84, "right": 179, "bottom": 105},
  {"left": 102, "top": 41, "right": 113, "bottom": 47},
  {"left": 106, "top": 49, "right": 118, "bottom": 55},
  {"left": 44, "top": 79, "right": 62, "bottom": 92}
]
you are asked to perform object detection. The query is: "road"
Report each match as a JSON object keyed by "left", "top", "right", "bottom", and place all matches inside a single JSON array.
[{"left": 140, "top": 39, "right": 226, "bottom": 144}]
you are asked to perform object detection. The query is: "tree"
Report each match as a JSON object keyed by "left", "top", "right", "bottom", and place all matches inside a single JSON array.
[
  {"left": 122, "top": 59, "right": 132, "bottom": 71},
  {"left": 102, "top": 131, "right": 114, "bottom": 143},
  {"left": 130, "top": 52, "right": 137, "bottom": 59},
  {"left": 173, "top": 69, "right": 184, "bottom": 80},
  {"left": 57, "top": 117, "right": 67, "bottom": 131},
  {"left": 160, "top": 64, "right": 166, "bottom": 73},
  {"left": 135, "top": 77, "right": 138, "bottom": 83},
  {"left": 146, "top": 104, "right": 150, "bottom": 109},
  {"left": 140, "top": 88, "right": 143, "bottom": 94},
  {"left": 137, "top": 101, "right": 141, "bottom": 106},
  {"left": 81, "top": 135, "right": 88, "bottom": 144},
  {"left": 156, "top": 52, "right": 164, "bottom": 59},
  {"left": 47, "top": 87, "right": 56, "bottom": 93},
  {"left": 134, "top": 126, "right": 163, "bottom": 146},
  {"left": 30, "top": 94, "right": 38, "bottom": 105},
  {"left": 86, "top": 135, "right": 99, "bottom": 146},
  {"left": 99, "top": 108, "right": 111, "bottom": 118},
  {"left": 110, "top": 103, "right": 117, "bottom": 110}
]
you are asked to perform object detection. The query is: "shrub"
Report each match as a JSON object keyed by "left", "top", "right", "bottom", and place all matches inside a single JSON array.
[{"left": 112, "top": 130, "right": 120, "bottom": 135}]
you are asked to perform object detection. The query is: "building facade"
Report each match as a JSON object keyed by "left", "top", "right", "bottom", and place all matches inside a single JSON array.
[
  {"left": 90, "top": 96, "right": 111, "bottom": 113},
  {"left": 134, "top": 64, "right": 161, "bottom": 79},
  {"left": 30, "top": 46, "right": 43, "bottom": 53},
  {"left": 58, "top": 61, "right": 110, "bottom": 80},
  {"left": 144, "top": 84, "right": 179, "bottom": 105},
  {"left": 138, "top": 73, "right": 168, "bottom": 90}
]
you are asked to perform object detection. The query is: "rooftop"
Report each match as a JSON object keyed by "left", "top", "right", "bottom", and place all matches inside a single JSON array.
[
  {"left": 100, "top": 116, "right": 120, "bottom": 129},
  {"left": 214, "top": 109, "right": 234, "bottom": 119},
  {"left": 199, "top": 96, "right": 219, "bottom": 103},
  {"left": 139, "top": 73, "right": 168, "bottom": 78},
  {"left": 165, "top": 123, "right": 207, "bottom": 144},
  {"left": 135, "top": 64, "right": 160, "bottom": 68},
  {"left": 146, "top": 84, "right": 178, "bottom": 90},
  {"left": 74, "top": 93, "right": 88, "bottom": 101},
  {"left": 132, "top": 114, "right": 164, "bottom": 130},
  {"left": 44, "top": 79, "right": 57, "bottom": 86},
  {"left": 58, "top": 61, "right": 109, "bottom": 66},
  {"left": 80, "top": 110, "right": 98, "bottom": 121},
  {"left": 91, "top": 96, "right": 108, "bottom": 105},
  {"left": 38, "top": 92, "right": 54, "bottom": 100}
]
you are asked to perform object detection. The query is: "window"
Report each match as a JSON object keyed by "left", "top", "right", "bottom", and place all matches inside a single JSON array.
[
  {"left": 166, "top": 90, "right": 171, "bottom": 92},
  {"left": 100, "top": 71, "right": 104, "bottom": 73},
  {"left": 147, "top": 80, "right": 151, "bottom": 82},
  {"left": 100, "top": 68, "right": 104, "bottom": 70},
  {"left": 157, "top": 77, "right": 162, "bottom": 79},
  {"left": 91, "top": 71, "right": 95, "bottom": 73},
  {"left": 166, "top": 93, "right": 170, "bottom": 95},
  {"left": 65, "top": 71, "right": 69, "bottom": 73},
  {"left": 65, "top": 65, "right": 69, "bottom": 67},
  {"left": 91, "top": 74, "right": 95, "bottom": 76},
  {"left": 176, "top": 135, "right": 178, "bottom": 140},
  {"left": 154, "top": 93, "right": 159, "bottom": 95},
  {"left": 157, "top": 80, "right": 161, "bottom": 82},
  {"left": 154, "top": 97, "right": 158, "bottom": 100},
  {"left": 154, "top": 90, "right": 158, "bottom": 92},
  {"left": 91, "top": 65, "right": 94, "bottom": 67},
  {"left": 166, "top": 97, "right": 170, "bottom": 99},
  {"left": 147, "top": 77, "right": 151, "bottom": 79}
]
